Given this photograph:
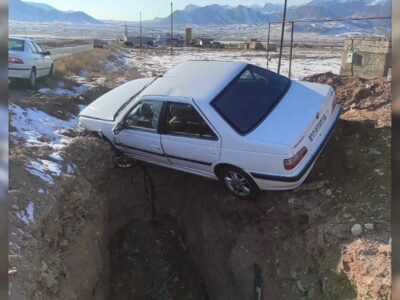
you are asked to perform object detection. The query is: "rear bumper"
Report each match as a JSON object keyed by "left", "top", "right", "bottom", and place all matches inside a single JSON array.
[
  {"left": 8, "top": 65, "right": 31, "bottom": 79},
  {"left": 250, "top": 105, "right": 341, "bottom": 190}
]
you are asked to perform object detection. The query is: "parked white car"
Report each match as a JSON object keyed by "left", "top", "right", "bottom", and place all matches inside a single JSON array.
[
  {"left": 79, "top": 61, "right": 341, "bottom": 199},
  {"left": 8, "top": 37, "right": 54, "bottom": 88}
]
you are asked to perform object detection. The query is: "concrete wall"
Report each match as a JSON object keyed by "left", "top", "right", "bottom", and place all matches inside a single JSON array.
[{"left": 340, "top": 37, "right": 391, "bottom": 79}]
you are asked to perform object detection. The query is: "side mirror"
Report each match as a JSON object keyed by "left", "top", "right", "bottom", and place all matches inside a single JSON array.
[
  {"left": 112, "top": 122, "right": 124, "bottom": 135},
  {"left": 44, "top": 51, "right": 51, "bottom": 56}
]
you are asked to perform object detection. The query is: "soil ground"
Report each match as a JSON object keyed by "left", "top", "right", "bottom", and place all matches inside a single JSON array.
[{"left": 8, "top": 45, "right": 391, "bottom": 300}]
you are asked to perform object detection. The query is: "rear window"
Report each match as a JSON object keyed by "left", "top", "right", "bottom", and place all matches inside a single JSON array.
[
  {"left": 9, "top": 39, "right": 25, "bottom": 51},
  {"left": 211, "top": 64, "right": 291, "bottom": 134}
]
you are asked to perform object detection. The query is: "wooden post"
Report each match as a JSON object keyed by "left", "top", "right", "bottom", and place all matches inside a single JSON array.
[
  {"left": 288, "top": 21, "right": 294, "bottom": 78},
  {"left": 277, "top": 0, "right": 288, "bottom": 74},
  {"left": 266, "top": 22, "right": 271, "bottom": 69},
  {"left": 170, "top": 2, "right": 173, "bottom": 55},
  {"left": 139, "top": 11, "right": 142, "bottom": 48}
]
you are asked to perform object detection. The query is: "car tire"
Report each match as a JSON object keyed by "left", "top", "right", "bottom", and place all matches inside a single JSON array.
[
  {"left": 49, "top": 64, "right": 54, "bottom": 77},
  {"left": 218, "top": 166, "right": 260, "bottom": 200},
  {"left": 28, "top": 68, "right": 36, "bottom": 89}
]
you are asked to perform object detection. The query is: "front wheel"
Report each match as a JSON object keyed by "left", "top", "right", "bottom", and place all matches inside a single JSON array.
[{"left": 218, "top": 166, "right": 260, "bottom": 200}]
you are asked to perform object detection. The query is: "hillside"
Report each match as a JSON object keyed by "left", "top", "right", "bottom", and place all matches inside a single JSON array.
[
  {"left": 145, "top": 0, "right": 391, "bottom": 34},
  {"left": 9, "top": 0, "right": 102, "bottom": 24}
]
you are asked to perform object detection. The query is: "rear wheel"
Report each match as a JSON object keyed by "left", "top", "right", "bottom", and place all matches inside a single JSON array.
[
  {"left": 28, "top": 68, "right": 36, "bottom": 89},
  {"left": 218, "top": 166, "right": 260, "bottom": 200},
  {"left": 49, "top": 64, "right": 54, "bottom": 77}
]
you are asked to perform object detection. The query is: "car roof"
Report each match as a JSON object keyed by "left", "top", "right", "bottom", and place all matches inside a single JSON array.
[
  {"left": 140, "top": 60, "right": 247, "bottom": 103},
  {"left": 9, "top": 37, "right": 32, "bottom": 42}
]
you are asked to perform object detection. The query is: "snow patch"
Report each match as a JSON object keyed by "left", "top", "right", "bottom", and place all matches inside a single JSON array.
[
  {"left": 26, "top": 159, "right": 62, "bottom": 184},
  {"left": 117, "top": 48, "right": 341, "bottom": 80},
  {"left": 17, "top": 201, "right": 35, "bottom": 225},
  {"left": 10, "top": 104, "right": 78, "bottom": 149}
]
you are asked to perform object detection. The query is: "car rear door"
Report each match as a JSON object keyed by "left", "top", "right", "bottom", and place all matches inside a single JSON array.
[
  {"left": 116, "top": 99, "right": 170, "bottom": 165},
  {"left": 34, "top": 42, "right": 52, "bottom": 75},
  {"left": 160, "top": 101, "right": 221, "bottom": 175}
]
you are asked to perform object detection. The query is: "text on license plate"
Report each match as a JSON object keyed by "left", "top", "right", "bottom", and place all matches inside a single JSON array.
[{"left": 309, "top": 114, "right": 327, "bottom": 142}]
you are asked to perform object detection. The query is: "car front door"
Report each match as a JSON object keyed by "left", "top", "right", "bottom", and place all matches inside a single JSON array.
[
  {"left": 116, "top": 100, "right": 170, "bottom": 165},
  {"left": 160, "top": 101, "right": 221, "bottom": 175},
  {"left": 28, "top": 41, "right": 45, "bottom": 77}
]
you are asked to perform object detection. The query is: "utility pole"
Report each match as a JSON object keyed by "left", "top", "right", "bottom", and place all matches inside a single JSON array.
[
  {"left": 170, "top": 2, "right": 173, "bottom": 55},
  {"left": 288, "top": 21, "right": 294, "bottom": 78},
  {"left": 124, "top": 21, "right": 128, "bottom": 39},
  {"left": 140, "top": 11, "right": 142, "bottom": 48},
  {"left": 266, "top": 22, "right": 271, "bottom": 69},
  {"left": 277, "top": 0, "right": 288, "bottom": 74}
]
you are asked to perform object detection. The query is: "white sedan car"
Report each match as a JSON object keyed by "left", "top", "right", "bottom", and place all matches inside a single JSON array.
[
  {"left": 8, "top": 37, "right": 54, "bottom": 88},
  {"left": 79, "top": 61, "right": 341, "bottom": 199}
]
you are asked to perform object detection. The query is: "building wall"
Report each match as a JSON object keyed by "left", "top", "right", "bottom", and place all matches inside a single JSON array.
[
  {"left": 185, "top": 28, "right": 192, "bottom": 45},
  {"left": 340, "top": 37, "right": 391, "bottom": 79}
]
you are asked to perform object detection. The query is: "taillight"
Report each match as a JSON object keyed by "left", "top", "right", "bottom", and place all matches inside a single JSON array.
[
  {"left": 9, "top": 57, "right": 24, "bottom": 64},
  {"left": 284, "top": 147, "right": 308, "bottom": 170}
]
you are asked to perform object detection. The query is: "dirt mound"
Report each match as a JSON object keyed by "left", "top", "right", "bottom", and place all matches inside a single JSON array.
[
  {"left": 304, "top": 72, "right": 391, "bottom": 128},
  {"left": 339, "top": 239, "right": 391, "bottom": 299}
]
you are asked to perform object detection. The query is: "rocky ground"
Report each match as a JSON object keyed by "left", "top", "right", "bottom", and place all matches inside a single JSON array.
[{"left": 8, "top": 45, "right": 391, "bottom": 299}]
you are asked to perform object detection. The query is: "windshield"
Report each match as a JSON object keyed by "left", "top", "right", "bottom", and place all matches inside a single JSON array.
[
  {"left": 9, "top": 39, "right": 25, "bottom": 51},
  {"left": 211, "top": 64, "right": 291, "bottom": 134}
]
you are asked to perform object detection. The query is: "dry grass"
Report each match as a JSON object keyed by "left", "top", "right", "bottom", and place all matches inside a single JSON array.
[{"left": 54, "top": 47, "right": 117, "bottom": 78}]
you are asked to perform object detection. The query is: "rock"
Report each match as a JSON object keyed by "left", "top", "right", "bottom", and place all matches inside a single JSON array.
[
  {"left": 351, "top": 224, "right": 363, "bottom": 237},
  {"left": 364, "top": 223, "right": 374, "bottom": 231},
  {"left": 325, "top": 189, "right": 332, "bottom": 197},
  {"left": 11, "top": 205, "right": 19, "bottom": 210},
  {"left": 343, "top": 213, "right": 352, "bottom": 219},
  {"left": 369, "top": 148, "right": 382, "bottom": 155},
  {"left": 60, "top": 240, "right": 68, "bottom": 247},
  {"left": 352, "top": 87, "right": 370, "bottom": 101},
  {"left": 173, "top": 276, "right": 179, "bottom": 283},
  {"left": 300, "top": 180, "right": 329, "bottom": 191},
  {"left": 296, "top": 280, "right": 306, "bottom": 293}
]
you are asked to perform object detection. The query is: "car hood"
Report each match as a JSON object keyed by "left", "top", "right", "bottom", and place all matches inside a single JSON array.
[
  {"left": 79, "top": 77, "right": 154, "bottom": 121},
  {"left": 247, "top": 80, "right": 333, "bottom": 148}
]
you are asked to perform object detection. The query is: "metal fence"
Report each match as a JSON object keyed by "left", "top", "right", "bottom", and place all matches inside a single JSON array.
[{"left": 265, "top": 16, "right": 392, "bottom": 78}]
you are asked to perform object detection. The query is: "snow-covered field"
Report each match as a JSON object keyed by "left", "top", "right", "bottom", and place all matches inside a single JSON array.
[{"left": 118, "top": 47, "right": 342, "bottom": 80}]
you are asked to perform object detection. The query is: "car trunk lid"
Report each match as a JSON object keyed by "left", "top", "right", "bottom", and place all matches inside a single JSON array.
[{"left": 247, "top": 80, "right": 335, "bottom": 152}]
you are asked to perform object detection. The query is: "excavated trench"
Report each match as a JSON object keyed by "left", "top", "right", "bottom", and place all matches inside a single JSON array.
[
  {"left": 52, "top": 115, "right": 390, "bottom": 300},
  {"left": 8, "top": 73, "right": 391, "bottom": 299}
]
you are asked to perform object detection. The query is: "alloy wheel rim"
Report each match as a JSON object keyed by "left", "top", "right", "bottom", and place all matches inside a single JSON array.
[{"left": 224, "top": 171, "right": 251, "bottom": 197}]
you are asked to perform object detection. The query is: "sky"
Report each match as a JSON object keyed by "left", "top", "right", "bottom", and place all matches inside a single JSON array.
[{"left": 25, "top": 0, "right": 310, "bottom": 21}]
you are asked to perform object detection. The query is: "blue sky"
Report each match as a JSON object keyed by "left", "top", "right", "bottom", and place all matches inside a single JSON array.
[{"left": 25, "top": 0, "right": 309, "bottom": 21}]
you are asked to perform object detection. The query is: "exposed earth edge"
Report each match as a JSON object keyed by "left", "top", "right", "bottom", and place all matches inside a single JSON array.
[{"left": 8, "top": 47, "right": 391, "bottom": 300}]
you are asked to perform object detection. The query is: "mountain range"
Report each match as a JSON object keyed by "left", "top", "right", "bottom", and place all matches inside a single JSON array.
[
  {"left": 147, "top": 0, "right": 391, "bottom": 27},
  {"left": 9, "top": 0, "right": 391, "bottom": 33},
  {"left": 9, "top": 0, "right": 102, "bottom": 24}
]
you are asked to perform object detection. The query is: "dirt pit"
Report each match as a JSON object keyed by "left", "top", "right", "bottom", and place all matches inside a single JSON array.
[{"left": 9, "top": 70, "right": 391, "bottom": 300}]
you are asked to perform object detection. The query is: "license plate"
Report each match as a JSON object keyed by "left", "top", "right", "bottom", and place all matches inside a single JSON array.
[{"left": 309, "top": 114, "right": 327, "bottom": 142}]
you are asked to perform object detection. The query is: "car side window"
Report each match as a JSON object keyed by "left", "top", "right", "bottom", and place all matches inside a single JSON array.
[
  {"left": 124, "top": 100, "right": 162, "bottom": 132},
  {"left": 164, "top": 102, "right": 217, "bottom": 140},
  {"left": 34, "top": 42, "right": 44, "bottom": 54},
  {"left": 29, "top": 42, "right": 38, "bottom": 54}
]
